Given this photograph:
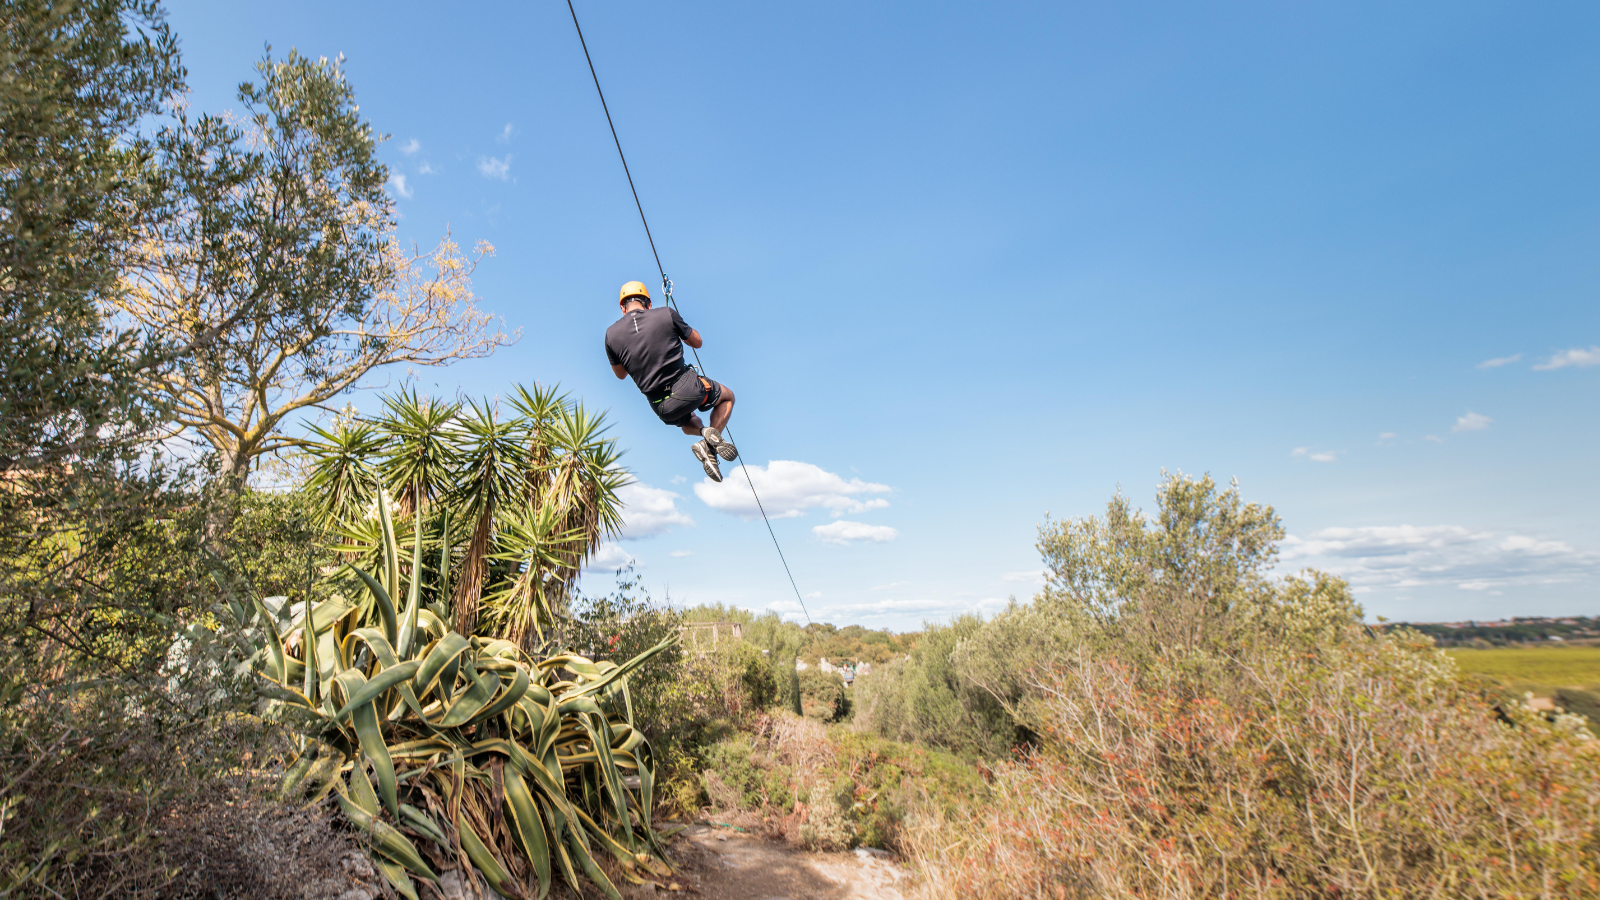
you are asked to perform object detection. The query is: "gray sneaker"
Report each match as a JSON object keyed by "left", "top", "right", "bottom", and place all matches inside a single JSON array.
[
  {"left": 691, "top": 440, "right": 722, "bottom": 482},
  {"left": 701, "top": 426, "right": 738, "bottom": 461}
]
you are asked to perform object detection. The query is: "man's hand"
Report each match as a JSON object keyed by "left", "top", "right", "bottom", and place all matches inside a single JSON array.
[
  {"left": 685, "top": 328, "right": 703, "bottom": 350},
  {"left": 611, "top": 364, "right": 629, "bottom": 380}
]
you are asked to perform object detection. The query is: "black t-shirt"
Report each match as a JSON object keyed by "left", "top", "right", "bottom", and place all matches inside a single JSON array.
[{"left": 604, "top": 306, "right": 694, "bottom": 395}]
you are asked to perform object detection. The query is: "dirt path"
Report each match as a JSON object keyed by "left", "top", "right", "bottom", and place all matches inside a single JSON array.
[{"left": 624, "top": 824, "right": 912, "bottom": 900}]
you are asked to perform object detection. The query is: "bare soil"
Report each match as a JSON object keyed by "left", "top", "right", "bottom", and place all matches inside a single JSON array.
[{"left": 620, "top": 824, "right": 911, "bottom": 900}]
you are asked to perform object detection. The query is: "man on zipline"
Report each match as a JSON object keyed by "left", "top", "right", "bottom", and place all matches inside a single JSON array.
[{"left": 605, "top": 280, "right": 738, "bottom": 482}]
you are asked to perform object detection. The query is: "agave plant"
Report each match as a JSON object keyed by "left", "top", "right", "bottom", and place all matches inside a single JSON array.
[
  {"left": 301, "top": 384, "right": 630, "bottom": 648},
  {"left": 232, "top": 492, "right": 675, "bottom": 899}
]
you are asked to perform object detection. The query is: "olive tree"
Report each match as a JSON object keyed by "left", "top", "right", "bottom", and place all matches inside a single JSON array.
[
  {"left": 0, "top": 0, "right": 183, "bottom": 472},
  {"left": 119, "top": 49, "right": 510, "bottom": 539}
]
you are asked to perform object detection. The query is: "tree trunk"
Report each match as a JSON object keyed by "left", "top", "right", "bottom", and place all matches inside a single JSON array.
[{"left": 204, "top": 448, "right": 251, "bottom": 554}]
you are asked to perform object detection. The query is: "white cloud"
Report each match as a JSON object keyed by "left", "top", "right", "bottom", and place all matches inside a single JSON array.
[
  {"left": 386, "top": 173, "right": 412, "bottom": 198},
  {"left": 694, "top": 460, "right": 891, "bottom": 519},
  {"left": 418, "top": 162, "right": 435, "bottom": 175},
  {"left": 1281, "top": 525, "right": 1600, "bottom": 593},
  {"left": 497, "top": 123, "right": 514, "bottom": 144},
  {"left": 1001, "top": 570, "right": 1046, "bottom": 584},
  {"left": 812, "top": 520, "right": 898, "bottom": 545},
  {"left": 812, "top": 594, "right": 1008, "bottom": 623},
  {"left": 1292, "top": 447, "right": 1341, "bottom": 463},
  {"left": 1424, "top": 435, "right": 1444, "bottom": 444},
  {"left": 669, "top": 550, "right": 693, "bottom": 558},
  {"left": 400, "top": 138, "right": 420, "bottom": 155},
  {"left": 804, "top": 591, "right": 822, "bottom": 599},
  {"left": 584, "top": 543, "right": 636, "bottom": 572},
  {"left": 1452, "top": 411, "right": 1491, "bottom": 433},
  {"left": 1376, "top": 432, "right": 1397, "bottom": 442},
  {"left": 617, "top": 482, "right": 693, "bottom": 539},
  {"left": 1533, "top": 346, "right": 1600, "bottom": 371},
  {"left": 477, "top": 155, "right": 511, "bottom": 180},
  {"left": 1476, "top": 353, "right": 1521, "bottom": 369}
]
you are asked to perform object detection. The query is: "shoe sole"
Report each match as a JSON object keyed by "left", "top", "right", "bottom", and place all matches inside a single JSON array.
[
  {"left": 707, "top": 437, "right": 738, "bottom": 461},
  {"left": 692, "top": 443, "right": 723, "bottom": 482}
]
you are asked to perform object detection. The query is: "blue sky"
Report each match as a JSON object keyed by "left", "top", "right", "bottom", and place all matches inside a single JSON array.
[{"left": 166, "top": 1, "right": 1599, "bottom": 628}]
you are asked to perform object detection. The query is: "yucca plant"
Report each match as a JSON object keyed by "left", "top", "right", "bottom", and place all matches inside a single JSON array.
[
  {"left": 301, "top": 384, "right": 630, "bottom": 648},
  {"left": 231, "top": 492, "right": 675, "bottom": 899}
]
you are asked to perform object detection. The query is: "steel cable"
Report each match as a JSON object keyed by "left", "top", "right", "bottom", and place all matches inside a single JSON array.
[{"left": 565, "top": 0, "right": 813, "bottom": 625}]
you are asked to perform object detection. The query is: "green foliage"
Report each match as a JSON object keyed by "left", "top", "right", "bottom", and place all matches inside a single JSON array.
[
  {"left": 852, "top": 613, "right": 1019, "bottom": 759},
  {"left": 796, "top": 668, "right": 849, "bottom": 723},
  {"left": 697, "top": 715, "right": 984, "bottom": 852},
  {"left": 239, "top": 496, "right": 675, "bottom": 900},
  {"left": 0, "top": 0, "right": 183, "bottom": 473},
  {"left": 302, "top": 385, "right": 628, "bottom": 648},
  {"left": 228, "top": 487, "right": 340, "bottom": 604},
  {"left": 130, "top": 47, "right": 391, "bottom": 491}
]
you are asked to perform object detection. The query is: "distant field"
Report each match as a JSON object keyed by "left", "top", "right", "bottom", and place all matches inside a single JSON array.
[{"left": 1447, "top": 646, "right": 1600, "bottom": 686}]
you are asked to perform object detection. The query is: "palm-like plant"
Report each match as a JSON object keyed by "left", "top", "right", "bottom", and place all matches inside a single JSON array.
[
  {"left": 301, "top": 385, "right": 628, "bottom": 649},
  {"left": 228, "top": 494, "right": 673, "bottom": 900}
]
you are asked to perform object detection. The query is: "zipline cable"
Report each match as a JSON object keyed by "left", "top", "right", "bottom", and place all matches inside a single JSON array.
[{"left": 565, "top": 0, "right": 814, "bottom": 626}]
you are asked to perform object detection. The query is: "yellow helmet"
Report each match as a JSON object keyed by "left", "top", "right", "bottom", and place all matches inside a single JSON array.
[{"left": 618, "top": 280, "right": 651, "bottom": 304}]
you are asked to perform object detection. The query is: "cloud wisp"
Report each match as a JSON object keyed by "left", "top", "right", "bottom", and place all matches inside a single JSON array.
[
  {"left": 1533, "top": 346, "right": 1600, "bottom": 371},
  {"left": 694, "top": 460, "right": 891, "bottom": 519},
  {"left": 616, "top": 482, "right": 693, "bottom": 539},
  {"left": 477, "top": 155, "right": 511, "bottom": 180},
  {"left": 1451, "top": 411, "right": 1491, "bottom": 433},
  {"left": 584, "top": 543, "right": 636, "bottom": 573},
  {"left": 813, "top": 520, "right": 898, "bottom": 545},
  {"left": 1476, "top": 354, "right": 1521, "bottom": 369},
  {"left": 386, "top": 173, "right": 412, "bottom": 198},
  {"left": 400, "top": 138, "right": 420, "bottom": 155},
  {"left": 1281, "top": 525, "right": 1600, "bottom": 594},
  {"left": 1292, "top": 447, "right": 1341, "bottom": 463}
]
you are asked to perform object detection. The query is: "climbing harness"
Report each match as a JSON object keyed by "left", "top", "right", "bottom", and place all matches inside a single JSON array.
[{"left": 565, "top": 0, "right": 814, "bottom": 625}]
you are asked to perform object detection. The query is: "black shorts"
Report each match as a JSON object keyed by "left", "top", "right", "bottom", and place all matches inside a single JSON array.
[{"left": 651, "top": 367, "right": 723, "bottom": 427}]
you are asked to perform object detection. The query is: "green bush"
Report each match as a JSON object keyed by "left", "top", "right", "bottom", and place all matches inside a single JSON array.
[
  {"left": 852, "top": 613, "right": 1016, "bottom": 758},
  {"left": 797, "top": 668, "right": 849, "bottom": 722}
]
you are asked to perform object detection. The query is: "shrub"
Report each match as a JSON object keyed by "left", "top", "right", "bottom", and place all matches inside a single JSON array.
[
  {"left": 798, "top": 668, "right": 849, "bottom": 722},
  {"left": 903, "top": 639, "right": 1600, "bottom": 899},
  {"left": 896, "top": 473, "right": 1600, "bottom": 899},
  {"left": 852, "top": 613, "right": 1016, "bottom": 758}
]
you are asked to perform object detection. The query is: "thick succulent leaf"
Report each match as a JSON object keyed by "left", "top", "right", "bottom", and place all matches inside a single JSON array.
[
  {"left": 333, "top": 659, "right": 420, "bottom": 722},
  {"left": 334, "top": 789, "right": 438, "bottom": 884},
  {"left": 503, "top": 767, "right": 552, "bottom": 898},
  {"left": 377, "top": 487, "right": 401, "bottom": 607},
  {"left": 352, "top": 698, "right": 399, "bottom": 818},
  {"left": 349, "top": 761, "right": 381, "bottom": 817},
  {"left": 348, "top": 564, "right": 399, "bottom": 648},
  {"left": 413, "top": 632, "right": 472, "bottom": 695},
  {"left": 399, "top": 803, "right": 448, "bottom": 845},
  {"left": 438, "top": 663, "right": 499, "bottom": 727},
  {"left": 456, "top": 813, "right": 519, "bottom": 899},
  {"left": 375, "top": 858, "right": 419, "bottom": 900},
  {"left": 398, "top": 512, "right": 424, "bottom": 657}
]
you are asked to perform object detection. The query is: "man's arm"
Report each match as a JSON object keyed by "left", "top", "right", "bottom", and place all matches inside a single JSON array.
[
  {"left": 611, "top": 364, "right": 629, "bottom": 380},
  {"left": 685, "top": 328, "right": 703, "bottom": 350}
]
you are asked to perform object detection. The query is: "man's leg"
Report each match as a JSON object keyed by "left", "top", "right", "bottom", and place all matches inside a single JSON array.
[
  {"left": 679, "top": 413, "right": 704, "bottom": 437},
  {"left": 700, "top": 383, "right": 737, "bottom": 461},
  {"left": 709, "top": 384, "right": 734, "bottom": 432}
]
